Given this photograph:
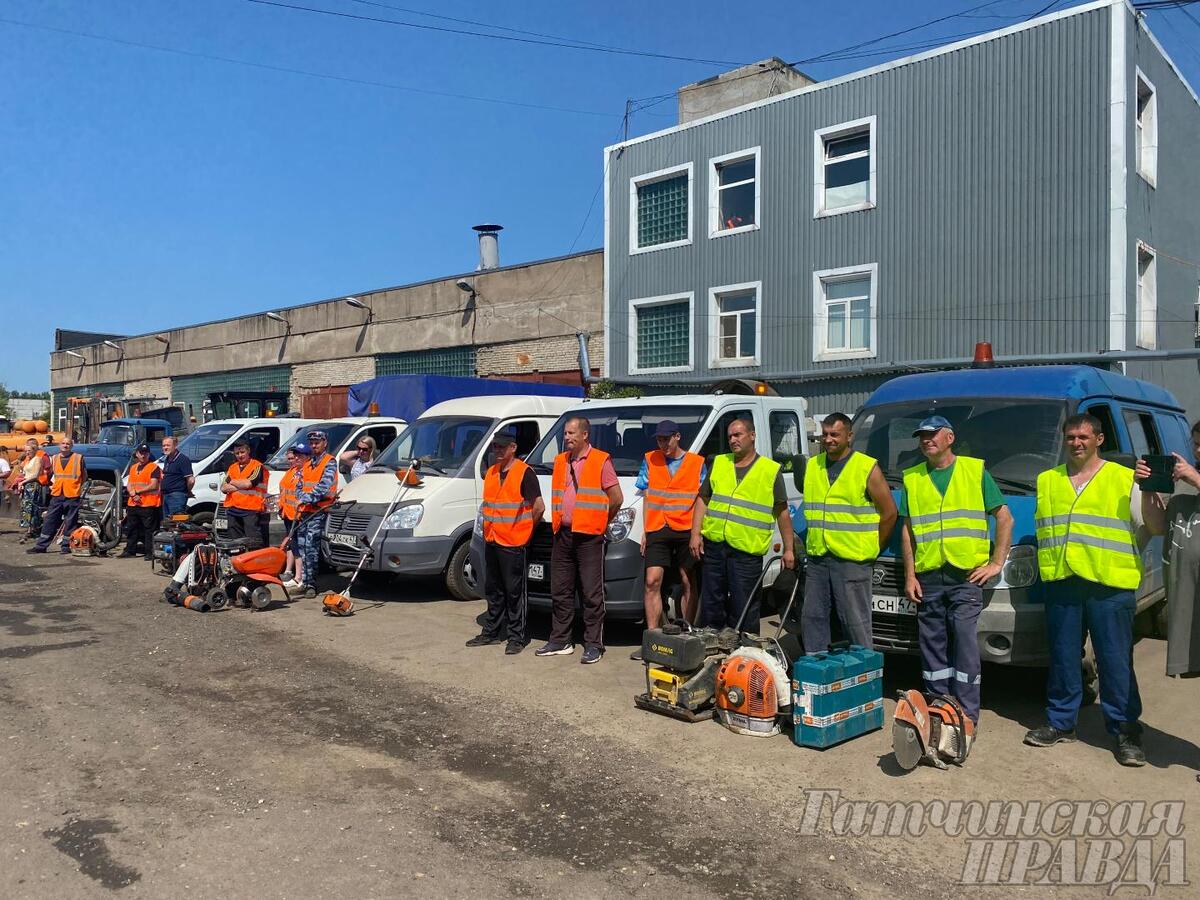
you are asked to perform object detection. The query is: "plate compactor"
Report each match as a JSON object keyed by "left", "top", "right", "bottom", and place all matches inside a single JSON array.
[
  {"left": 634, "top": 622, "right": 739, "bottom": 722},
  {"left": 891, "top": 689, "right": 976, "bottom": 771}
]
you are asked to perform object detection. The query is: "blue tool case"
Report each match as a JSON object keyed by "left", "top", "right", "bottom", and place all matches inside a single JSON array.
[{"left": 791, "top": 644, "right": 884, "bottom": 749}]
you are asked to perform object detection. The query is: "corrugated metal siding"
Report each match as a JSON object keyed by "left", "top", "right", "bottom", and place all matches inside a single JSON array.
[
  {"left": 170, "top": 366, "right": 291, "bottom": 422},
  {"left": 607, "top": 8, "right": 1112, "bottom": 403}
]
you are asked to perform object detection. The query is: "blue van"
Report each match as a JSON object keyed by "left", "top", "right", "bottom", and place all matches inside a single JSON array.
[{"left": 849, "top": 365, "right": 1192, "bottom": 668}]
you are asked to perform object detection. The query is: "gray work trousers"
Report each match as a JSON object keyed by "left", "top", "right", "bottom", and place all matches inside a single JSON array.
[{"left": 800, "top": 554, "right": 874, "bottom": 652}]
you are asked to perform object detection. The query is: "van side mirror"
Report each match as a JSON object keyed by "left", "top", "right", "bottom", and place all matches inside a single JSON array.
[{"left": 791, "top": 454, "right": 807, "bottom": 491}]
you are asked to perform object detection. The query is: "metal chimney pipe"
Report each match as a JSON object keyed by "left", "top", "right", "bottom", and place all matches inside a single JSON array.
[{"left": 473, "top": 223, "right": 503, "bottom": 270}]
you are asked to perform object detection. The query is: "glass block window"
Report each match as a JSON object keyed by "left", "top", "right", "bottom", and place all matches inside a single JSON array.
[
  {"left": 633, "top": 166, "right": 691, "bottom": 250},
  {"left": 631, "top": 297, "right": 691, "bottom": 372},
  {"left": 376, "top": 346, "right": 476, "bottom": 377}
]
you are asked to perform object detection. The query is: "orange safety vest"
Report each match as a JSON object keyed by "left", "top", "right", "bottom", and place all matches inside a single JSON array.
[
  {"left": 482, "top": 458, "right": 536, "bottom": 547},
  {"left": 127, "top": 462, "right": 161, "bottom": 508},
  {"left": 279, "top": 466, "right": 300, "bottom": 520},
  {"left": 298, "top": 453, "right": 337, "bottom": 514},
  {"left": 51, "top": 452, "right": 83, "bottom": 499},
  {"left": 36, "top": 450, "right": 51, "bottom": 486},
  {"left": 223, "top": 460, "right": 266, "bottom": 512},
  {"left": 643, "top": 450, "right": 703, "bottom": 533},
  {"left": 551, "top": 448, "right": 612, "bottom": 535}
]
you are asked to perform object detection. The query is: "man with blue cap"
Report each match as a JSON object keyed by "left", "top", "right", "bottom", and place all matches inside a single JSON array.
[
  {"left": 293, "top": 429, "right": 339, "bottom": 595},
  {"left": 900, "top": 414, "right": 1012, "bottom": 731}
]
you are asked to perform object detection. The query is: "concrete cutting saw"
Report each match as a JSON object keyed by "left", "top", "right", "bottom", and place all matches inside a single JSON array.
[{"left": 891, "top": 689, "right": 975, "bottom": 771}]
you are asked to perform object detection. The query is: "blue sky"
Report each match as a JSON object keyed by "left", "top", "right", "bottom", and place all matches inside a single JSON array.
[{"left": 3, "top": 0, "right": 1198, "bottom": 392}]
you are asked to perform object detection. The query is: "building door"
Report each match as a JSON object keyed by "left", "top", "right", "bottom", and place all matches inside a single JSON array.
[{"left": 303, "top": 386, "right": 349, "bottom": 418}]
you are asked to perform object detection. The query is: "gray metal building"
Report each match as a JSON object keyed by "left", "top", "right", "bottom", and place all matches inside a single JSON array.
[{"left": 603, "top": 0, "right": 1200, "bottom": 417}]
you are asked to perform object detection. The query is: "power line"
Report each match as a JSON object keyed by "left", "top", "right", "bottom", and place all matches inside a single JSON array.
[
  {"left": 243, "top": 0, "right": 745, "bottom": 67},
  {"left": 0, "top": 15, "right": 619, "bottom": 118}
]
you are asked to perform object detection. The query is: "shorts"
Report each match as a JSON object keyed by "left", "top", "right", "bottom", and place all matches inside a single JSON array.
[
  {"left": 281, "top": 515, "right": 295, "bottom": 536},
  {"left": 644, "top": 528, "right": 695, "bottom": 571}
]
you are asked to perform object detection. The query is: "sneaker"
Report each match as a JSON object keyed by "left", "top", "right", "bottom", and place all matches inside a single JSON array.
[
  {"left": 535, "top": 642, "right": 574, "bottom": 657},
  {"left": 1115, "top": 732, "right": 1147, "bottom": 767},
  {"left": 581, "top": 646, "right": 603, "bottom": 665},
  {"left": 465, "top": 633, "right": 505, "bottom": 648},
  {"left": 1023, "top": 724, "right": 1077, "bottom": 747},
  {"left": 629, "top": 648, "right": 643, "bottom": 661},
  {"left": 281, "top": 578, "right": 300, "bottom": 591},
  {"left": 25, "top": 547, "right": 46, "bottom": 554},
  {"left": 504, "top": 641, "right": 525, "bottom": 656}
]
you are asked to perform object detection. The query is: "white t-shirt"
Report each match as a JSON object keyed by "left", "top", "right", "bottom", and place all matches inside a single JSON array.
[{"left": 0, "top": 457, "right": 10, "bottom": 477}]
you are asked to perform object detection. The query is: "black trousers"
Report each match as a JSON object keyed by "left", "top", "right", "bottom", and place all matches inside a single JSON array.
[
  {"left": 482, "top": 542, "right": 529, "bottom": 645},
  {"left": 124, "top": 506, "right": 160, "bottom": 557},
  {"left": 227, "top": 511, "right": 269, "bottom": 548},
  {"left": 549, "top": 530, "right": 606, "bottom": 649},
  {"left": 35, "top": 496, "right": 81, "bottom": 551},
  {"left": 698, "top": 538, "right": 764, "bottom": 634}
]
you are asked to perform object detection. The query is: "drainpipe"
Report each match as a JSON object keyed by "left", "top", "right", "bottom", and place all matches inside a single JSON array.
[{"left": 575, "top": 332, "right": 600, "bottom": 386}]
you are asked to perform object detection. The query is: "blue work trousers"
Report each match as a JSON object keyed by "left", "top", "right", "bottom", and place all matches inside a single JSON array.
[
  {"left": 917, "top": 567, "right": 983, "bottom": 723},
  {"left": 699, "top": 539, "right": 763, "bottom": 634},
  {"left": 293, "top": 513, "right": 327, "bottom": 586},
  {"left": 1044, "top": 576, "right": 1142, "bottom": 736}
]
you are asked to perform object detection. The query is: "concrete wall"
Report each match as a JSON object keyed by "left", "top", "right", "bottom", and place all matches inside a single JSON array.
[
  {"left": 679, "top": 59, "right": 815, "bottom": 124},
  {"left": 122, "top": 378, "right": 172, "bottom": 403},
  {"left": 49, "top": 250, "right": 604, "bottom": 403},
  {"left": 290, "top": 358, "right": 375, "bottom": 411}
]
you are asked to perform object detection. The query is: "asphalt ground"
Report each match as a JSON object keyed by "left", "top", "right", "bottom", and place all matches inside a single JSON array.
[{"left": 0, "top": 527, "right": 1196, "bottom": 898}]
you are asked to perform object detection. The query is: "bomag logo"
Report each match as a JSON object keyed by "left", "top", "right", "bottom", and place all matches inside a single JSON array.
[{"left": 650, "top": 644, "right": 674, "bottom": 656}]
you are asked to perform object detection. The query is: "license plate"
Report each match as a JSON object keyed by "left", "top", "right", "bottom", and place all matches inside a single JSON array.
[
  {"left": 329, "top": 533, "right": 360, "bottom": 548},
  {"left": 213, "top": 516, "right": 228, "bottom": 531},
  {"left": 872, "top": 595, "right": 919, "bottom": 616},
  {"left": 527, "top": 563, "right": 545, "bottom": 580}
]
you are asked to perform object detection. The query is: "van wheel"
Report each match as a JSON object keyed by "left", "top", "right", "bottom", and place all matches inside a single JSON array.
[
  {"left": 445, "top": 540, "right": 479, "bottom": 601},
  {"left": 191, "top": 510, "right": 213, "bottom": 527}
]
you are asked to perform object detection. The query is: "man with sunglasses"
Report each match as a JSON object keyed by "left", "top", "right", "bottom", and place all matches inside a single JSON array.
[
  {"left": 467, "top": 429, "right": 543, "bottom": 654},
  {"left": 631, "top": 420, "right": 706, "bottom": 659},
  {"left": 293, "top": 430, "right": 339, "bottom": 594}
]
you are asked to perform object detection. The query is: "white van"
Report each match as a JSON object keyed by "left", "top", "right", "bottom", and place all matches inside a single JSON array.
[
  {"left": 470, "top": 392, "right": 808, "bottom": 620},
  {"left": 253, "top": 416, "right": 407, "bottom": 542},
  {"left": 179, "top": 417, "right": 321, "bottom": 525},
  {"left": 325, "top": 395, "right": 578, "bottom": 598}
]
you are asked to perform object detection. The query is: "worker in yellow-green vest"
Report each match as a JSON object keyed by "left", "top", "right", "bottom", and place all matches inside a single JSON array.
[
  {"left": 900, "top": 415, "right": 1013, "bottom": 728},
  {"left": 689, "top": 416, "right": 795, "bottom": 635},
  {"left": 1025, "top": 413, "right": 1146, "bottom": 768},
  {"left": 800, "top": 413, "right": 897, "bottom": 652}
]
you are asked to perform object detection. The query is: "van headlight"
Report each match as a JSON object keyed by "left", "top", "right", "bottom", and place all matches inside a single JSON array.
[
  {"left": 473, "top": 509, "right": 484, "bottom": 537},
  {"left": 1001, "top": 545, "right": 1038, "bottom": 589},
  {"left": 605, "top": 507, "right": 636, "bottom": 543},
  {"left": 384, "top": 503, "right": 423, "bottom": 530}
]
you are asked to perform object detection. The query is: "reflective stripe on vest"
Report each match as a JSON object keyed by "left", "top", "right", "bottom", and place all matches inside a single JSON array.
[
  {"left": 803, "top": 451, "right": 880, "bottom": 562},
  {"left": 902, "top": 456, "right": 991, "bottom": 572},
  {"left": 643, "top": 450, "right": 702, "bottom": 533},
  {"left": 51, "top": 452, "right": 82, "bottom": 499},
  {"left": 551, "top": 448, "right": 611, "bottom": 535},
  {"left": 224, "top": 460, "right": 267, "bottom": 512},
  {"left": 482, "top": 458, "right": 536, "bottom": 547},
  {"left": 700, "top": 454, "right": 779, "bottom": 556},
  {"left": 1035, "top": 462, "right": 1141, "bottom": 590},
  {"left": 127, "top": 461, "right": 161, "bottom": 508},
  {"left": 299, "top": 453, "right": 337, "bottom": 513},
  {"left": 279, "top": 467, "right": 300, "bottom": 519}
]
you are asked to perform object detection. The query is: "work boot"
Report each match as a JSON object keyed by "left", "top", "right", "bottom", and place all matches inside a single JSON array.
[
  {"left": 1023, "top": 724, "right": 1077, "bottom": 747},
  {"left": 118, "top": 549, "right": 138, "bottom": 558},
  {"left": 504, "top": 641, "right": 525, "bottom": 656},
  {"left": 26, "top": 547, "right": 46, "bottom": 554},
  {"left": 1115, "top": 731, "right": 1147, "bottom": 767},
  {"left": 465, "top": 633, "right": 504, "bottom": 648}
]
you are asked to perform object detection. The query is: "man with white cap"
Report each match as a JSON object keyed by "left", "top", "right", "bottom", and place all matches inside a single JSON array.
[{"left": 900, "top": 414, "right": 1013, "bottom": 730}]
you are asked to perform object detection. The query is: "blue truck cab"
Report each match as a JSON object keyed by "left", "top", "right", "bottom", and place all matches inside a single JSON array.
[
  {"left": 850, "top": 365, "right": 1192, "bottom": 667},
  {"left": 65, "top": 418, "right": 174, "bottom": 485}
]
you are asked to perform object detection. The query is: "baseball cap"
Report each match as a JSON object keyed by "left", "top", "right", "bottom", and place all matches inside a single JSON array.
[
  {"left": 912, "top": 415, "right": 954, "bottom": 437},
  {"left": 654, "top": 419, "right": 680, "bottom": 438},
  {"left": 135, "top": 443, "right": 150, "bottom": 453},
  {"left": 292, "top": 441, "right": 312, "bottom": 455},
  {"left": 491, "top": 428, "right": 518, "bottom": 447},
  {"left": 306, "top": 430, "right": 327, "bottom": 441}
]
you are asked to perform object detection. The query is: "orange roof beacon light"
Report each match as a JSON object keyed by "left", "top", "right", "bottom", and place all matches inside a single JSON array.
[
  {"left": 971, "top": 341, "right": 995, "bottom": 369},
  {"left": 368, "top": 402, "right": 380, "bottom": 417}
]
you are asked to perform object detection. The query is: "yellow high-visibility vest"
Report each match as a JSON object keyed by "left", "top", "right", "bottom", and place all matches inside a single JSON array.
[
  {"left": 803, "top": 451, "right": 880, "bottom": 562},
  {"left": 903, "top": 456, "right": 991, "bottom": 572},
  {"left": 700, "top": 454, "right": 779, "bottom": 556}
]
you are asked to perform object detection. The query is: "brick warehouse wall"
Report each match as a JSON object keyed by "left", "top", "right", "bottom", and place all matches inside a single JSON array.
[
  {"left": 289, "top": 358, "right": 376, "bottom": 411},
  {"left": 476, "top": 334, "right": 604, "bottom": 378},
  {"left": 122, "top": 378, "right": 172, "bottom": 404}
]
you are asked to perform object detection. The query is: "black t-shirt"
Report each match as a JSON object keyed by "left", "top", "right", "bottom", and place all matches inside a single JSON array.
[{"left": 496, "top": 465, "right": 541, "bottom": 505}]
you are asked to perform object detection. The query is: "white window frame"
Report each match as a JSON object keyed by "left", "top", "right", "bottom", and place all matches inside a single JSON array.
[
  {"left": 1136, "top": 242, "right": 1157, "bottom": 350},
  {"left": 708, "top": 281, "right": 763, "bottom": 368},
  {"left": 1135, "top": 68, "right": 1157, "bottom": 188},
  {"left": 813, "top": 115, "right": 877, "bottom": 219},
  {"left": 627, "top": 292, "right": 695, "bottom": 374},
  {"left": 629, "top": 162, "right": 693, "bottom": 255},
  {"left": 707, "top": 147, "right": 761, "bottom": 239},
  {"left": 811, "top": 263, "right": 879, "bottom": 362}
]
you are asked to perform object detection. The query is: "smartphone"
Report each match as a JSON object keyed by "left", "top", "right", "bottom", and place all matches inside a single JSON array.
[{"left": 1139, "top": 454, "right": 1176, "bottom": 494}]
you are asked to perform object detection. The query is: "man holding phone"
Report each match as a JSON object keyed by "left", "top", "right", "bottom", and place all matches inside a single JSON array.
[{"left": 1136, "top": 421, "right": 1200, "bottom": 679}]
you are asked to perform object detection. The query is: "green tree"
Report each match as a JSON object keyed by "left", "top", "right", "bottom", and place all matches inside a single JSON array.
[
  {"left": 587, "top": 379, "right": 643, "bottom": 400},
  {"left": 0, "top": 383, "right": 10, "bottom": 420}
]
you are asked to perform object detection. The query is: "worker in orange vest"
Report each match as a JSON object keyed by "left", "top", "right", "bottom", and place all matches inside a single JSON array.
[
  {"left": 29, "top": 436, "right": 88, "bottom": 554},
  {"left": 220, "top": 439, "right": 268, "bottom": 546},
  {"left": 536, "top": 416, "right": 623, "bottom": 665},
  {"left": 467, "top": 428, "right": 544, "bottom": 655},
  {"left": 288, "top": 429, "right": 339, "bottom": 594},
  {"left": 278, "top": 445, "right": 305, "bottom": 588},
  {"left": 630, "top": 419, "right": 706, "bottom": 659},
  {"left": 121, "top": 443, "right": 161, "bottom": 560}
]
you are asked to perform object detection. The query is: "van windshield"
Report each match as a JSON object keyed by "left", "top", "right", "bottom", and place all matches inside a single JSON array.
[
  {"left": 177, "top": 422, "right": 240, "bottom": 461},
  {"left": 528, "top": 405, "right": 711, "bottom": 477},
  {"left": 852, "top": 399, "right": 1066, "bottom": 495},
  {"left": 267, "top": 423, "right": 356, "bottom": 470},
  {"left": 374, "top": 416, "right": 494, "bottom": 477}
]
